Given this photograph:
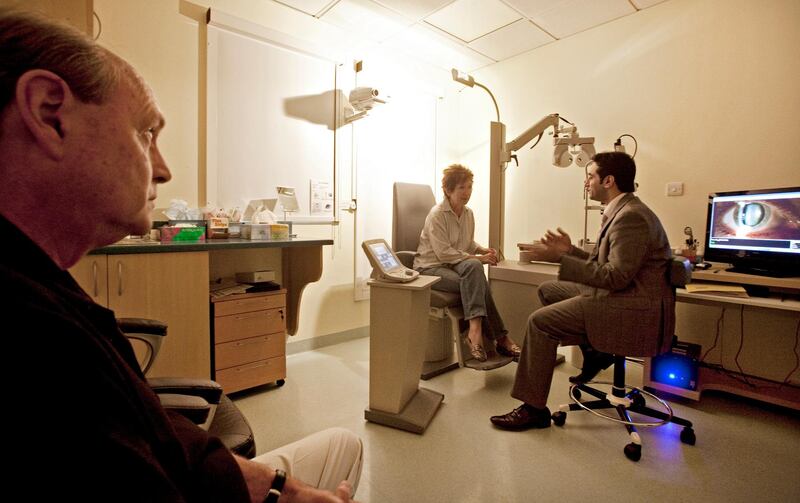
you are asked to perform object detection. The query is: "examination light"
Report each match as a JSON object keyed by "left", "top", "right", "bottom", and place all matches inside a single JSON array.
[{"left": 451, "top": 67, "right": 597, "bottom": 254}]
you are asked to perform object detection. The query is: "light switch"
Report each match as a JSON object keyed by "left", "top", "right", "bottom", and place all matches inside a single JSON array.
[{"left": 666, "top": 182, "right": 684, "bottom": 197}]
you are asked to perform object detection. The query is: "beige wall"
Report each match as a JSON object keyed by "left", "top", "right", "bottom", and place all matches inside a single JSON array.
[
  {"left": 89, "top": 0, "right": 799, "bottom": 344},
  {"left": 453, "top": 0, "right": 800, "bottom": 252}
]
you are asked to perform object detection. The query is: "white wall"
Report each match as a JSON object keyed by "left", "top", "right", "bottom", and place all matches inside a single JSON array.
[
  {"left": 450, "top": 0, "right": 800, "bottom": 253},
  {"left": 93, "top": 0, "right": 800, "bottom": 344},
  {"left": 94, "top": 0, "right": 451, "bottom": 342}
]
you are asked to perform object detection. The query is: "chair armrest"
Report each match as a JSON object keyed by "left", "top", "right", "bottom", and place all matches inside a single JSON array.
[
  {"left": 158, "top": 393, "right": 211, "bottom": 424},
  {"left": 117, "top": 317, "right": 167, "bottom": 336},
  {"left": 148, "top": 377, "right": 224, "bottom": 405},
  {"left": 395, "top": 250, "right": 416, "bottom": 269}
]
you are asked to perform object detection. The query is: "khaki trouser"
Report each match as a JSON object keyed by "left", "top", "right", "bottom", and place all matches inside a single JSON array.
[{"left": 253, "top": 427, "right": 363, "bottom": 494}]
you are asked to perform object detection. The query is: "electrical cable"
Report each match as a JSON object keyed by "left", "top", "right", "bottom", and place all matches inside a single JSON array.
[
  {"left": 700, "top": 307, "right": 725, "bottom": 362},
  {"left": 93, "top": 11, "right": 102, "bottom": 40},
  {"left": 778, "top": 317, "right": 800, "bottom": 389},
  {"left": 615, "top": 133, "right": 638, "bottom": 158},
  {"left": 527, "top": 133, "right": 543, "bottom": 150},
  {"left": 733, "top": 305, "right": 754, "bottom": 387}
]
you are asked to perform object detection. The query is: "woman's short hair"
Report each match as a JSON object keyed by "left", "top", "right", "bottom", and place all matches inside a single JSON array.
[
  {"left": 0, "top": 8, "right": 120, "bottom": 114},
  {"left": 442, "top": 164, "right": 473, "bottom": 195},
  {"left": 592, "top": 152, "right": 636, "bottom": 193}
]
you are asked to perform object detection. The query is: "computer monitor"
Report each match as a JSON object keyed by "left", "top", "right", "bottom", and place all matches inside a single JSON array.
[{"left": 703, "top": 186, "right": 800, "bottom": 277}]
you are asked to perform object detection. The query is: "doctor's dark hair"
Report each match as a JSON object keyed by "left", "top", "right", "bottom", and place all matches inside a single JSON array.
[
  {"left": 592, "top": 152, "right": 636, "bottom": 193},
  {"left": 442, "top": 164, "right": 473, "bottom": 195},
  {"left": 0, "top": 8, "right": 120, "bottom": 117}
]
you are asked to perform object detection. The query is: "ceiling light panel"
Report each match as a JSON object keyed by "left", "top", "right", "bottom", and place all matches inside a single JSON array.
[
  {"left": 424, "top": 0, "right": 522, "bottom": 43},
  {"left": 374, "top": 0, "right": 453, "bottom": 21},
  {"left": 505, "top": 0, "right": 635, "bottom": 39},
  {"left": 383, "top": 24, "right": 494, "bottom": 71},
  {"left": 468, "top": 19, "right": 553, "bottom": 61},
  {"left": 321, "top": 0, "right": 414, "bottom": 42},
  {"left": 276, "top": 0, "right": 336, "bottom": 17}
]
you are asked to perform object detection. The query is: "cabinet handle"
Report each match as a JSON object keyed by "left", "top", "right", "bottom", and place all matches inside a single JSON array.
[
  {"left": 117, "top": 261, "right": 123, "bottom": 296},
  {"left": 279, "top": 309, "right": 284, "bottom": 320},
  {"left": 238, "top": 361, "right": 269, "bottom": 371},
  {"left": 92, "top": 261, "right": 99, "bottom": 298},
  {"left": 235, "top": 336, "right": 268, "bottom": 347},
  {"left": 234, "top": 312, "right": 263, "bottom": 321}
]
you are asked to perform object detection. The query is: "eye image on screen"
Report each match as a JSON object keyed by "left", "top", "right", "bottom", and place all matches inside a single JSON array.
[{"left": 711, "top": 199, "right": 800, "bottom": 240}]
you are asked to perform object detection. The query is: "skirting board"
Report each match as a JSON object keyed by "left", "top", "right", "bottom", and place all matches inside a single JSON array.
[{"left": 287, "top": 326, "right": 368, "bottom": 355}]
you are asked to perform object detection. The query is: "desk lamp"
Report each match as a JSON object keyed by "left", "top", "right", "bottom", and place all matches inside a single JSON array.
[{"left": 451, "top": 68, "right": 596, "bottom": 256}]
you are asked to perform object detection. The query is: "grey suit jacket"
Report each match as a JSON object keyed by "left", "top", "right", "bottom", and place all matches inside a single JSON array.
[{"left": 558, "top": 193, "right": 674, "bottom": 356}]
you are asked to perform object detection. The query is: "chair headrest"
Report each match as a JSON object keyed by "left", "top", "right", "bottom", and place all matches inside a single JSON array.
[{"left": 669, "top": 256, "right": 692, "bottom": 287}]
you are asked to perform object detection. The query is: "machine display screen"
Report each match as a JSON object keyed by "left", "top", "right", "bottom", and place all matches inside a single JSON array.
[
  {"left": 707, "top": 190, "right": 800, "bottom": 254},
  {"left": 369, "top": 242, "right": 400, "bottom": 271}
]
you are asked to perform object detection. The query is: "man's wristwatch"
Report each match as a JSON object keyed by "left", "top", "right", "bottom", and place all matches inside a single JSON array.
[{"left": 264, "top": 469, "right": 286, "bottom": 503}]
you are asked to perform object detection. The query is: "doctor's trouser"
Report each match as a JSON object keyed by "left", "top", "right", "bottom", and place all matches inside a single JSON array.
[
  {"left": 419, "top": 258, "right": 507, "bottom": 341},
  {"left": 512, "top": 280, "right": 590, "bottom": 409}
]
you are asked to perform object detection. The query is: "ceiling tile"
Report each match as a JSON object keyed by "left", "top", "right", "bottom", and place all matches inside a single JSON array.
[
  {"left": 373, "top": 0, "right": 453, "bottom": 21},
  {"left": 275, "top": 0, "right": 335, "bottom": 17},
  {"left": 424, "top": 0, "right": 521, "bottom": 43},
  {"left": 505, "top": 0, "right": 635, "bottom": 39},
  {"left": 468, "top": 19, "right": 553, "bottom": 61},
  {"left": 382, "top": 24, "right": 494, "bottom": 72},
  {"left": 631, "top": 0, "right": 669, "bottom": 8},
  {"left": 320, "top": 0, "right": 414, "bottom": 42}
]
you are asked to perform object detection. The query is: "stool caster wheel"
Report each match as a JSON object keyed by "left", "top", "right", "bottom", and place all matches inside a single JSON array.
[
  {"left": 552, "top": 411, "right": 567, "bottom": 427},
  {"left": 571, "top": 388, "right": 582, "bottom": 400},
  {"left": 277, "top": 379, "right": 286, "bottom": 387},
  {"left": 624, "top": 443, "right": 641, "bottom": 462},
  {"left": 680, "top": 427, "right": 696, "bottom": 445}
]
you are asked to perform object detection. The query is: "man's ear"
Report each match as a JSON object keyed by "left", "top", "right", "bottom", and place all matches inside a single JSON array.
[
  {"left": 14, "top": 70, "right": 74, "bottom": 161},
  {"left": 603, "top": 175, "right": 616, "bottom": 188}
]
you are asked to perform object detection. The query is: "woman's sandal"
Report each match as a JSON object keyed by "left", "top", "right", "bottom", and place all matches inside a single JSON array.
[{"left": 463, "top": 334, "right": 487, "bottom": 362}]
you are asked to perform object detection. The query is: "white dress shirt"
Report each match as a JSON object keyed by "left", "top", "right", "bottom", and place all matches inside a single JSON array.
[{"left": 413, "top": 197, "right": 479, "bottom": 269}]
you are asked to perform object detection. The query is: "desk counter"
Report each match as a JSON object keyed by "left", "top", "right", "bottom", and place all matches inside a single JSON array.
[
  {"left": 70, "top": 237, "right": 332, "bottom": 381},
  {"left": 489, "top": 260, "right": 800, "bottom": 410}
]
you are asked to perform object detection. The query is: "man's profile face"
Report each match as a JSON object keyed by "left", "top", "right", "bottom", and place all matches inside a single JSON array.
[
  {"left": 67, "top": 67, "right": 171, "bottom": 244},
  {"left": 585, "top": 162, "right": 608, "bottom": 204}
]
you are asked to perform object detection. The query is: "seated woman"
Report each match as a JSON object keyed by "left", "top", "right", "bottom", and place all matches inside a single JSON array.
[{"left": 413, "top": 164, "right": 520, "bottom": 362}]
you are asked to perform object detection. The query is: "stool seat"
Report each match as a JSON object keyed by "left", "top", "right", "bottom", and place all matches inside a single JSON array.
[{"left": 430, "top": 290, "right": 460, "bottom": 308}]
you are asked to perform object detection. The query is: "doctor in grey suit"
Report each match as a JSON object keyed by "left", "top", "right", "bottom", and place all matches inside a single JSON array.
[{"left": 491, "top": 152, "right": 674, "bottom": 430}]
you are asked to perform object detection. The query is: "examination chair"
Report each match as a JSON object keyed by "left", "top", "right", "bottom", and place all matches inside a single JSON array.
[
  {"left": 550, "top": 257, "right": 696, "bottom": 462},
  {"left": 120, "top": 318, "right": 257, "bottom": 459},
  {"left": 392, "top": 182, "right": 513, "bottom": 379}
]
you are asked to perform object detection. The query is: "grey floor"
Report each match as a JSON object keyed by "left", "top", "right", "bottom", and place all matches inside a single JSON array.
[{"left": 233, "top": 337, "right": 800, "bottom": 503}]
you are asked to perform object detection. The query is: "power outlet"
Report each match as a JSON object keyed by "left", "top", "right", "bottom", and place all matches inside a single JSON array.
[{"left": 666, "top": 182, "right": 684, "bottom": 197}]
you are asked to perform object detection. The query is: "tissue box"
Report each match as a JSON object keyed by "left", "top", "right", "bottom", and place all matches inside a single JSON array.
[
  {"left": 160, "top": 226, "right": 206, "bottom": 243},
  {"left": 270, "top": 224, "right": 290, "bottom": 240},
  {"left": 241, "top": 224, "right": 270, "bottom": 240},
  {"left": 206, "top": 216, "right": 229, "bottom": 239}
]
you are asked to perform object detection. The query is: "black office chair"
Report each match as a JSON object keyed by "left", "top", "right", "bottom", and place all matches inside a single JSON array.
[
  {"left": 550, "top": 257, "right": 696, "bottom": 462},
  {"left": 120, "top": 318, "right": 257, "bottom": 459}
]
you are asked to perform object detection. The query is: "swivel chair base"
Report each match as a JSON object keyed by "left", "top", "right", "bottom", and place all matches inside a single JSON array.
[{"left": 551, "top": 356, "right": 695, "bottom": 462}]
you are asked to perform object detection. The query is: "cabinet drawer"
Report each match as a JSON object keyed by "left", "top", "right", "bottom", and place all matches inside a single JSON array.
[
  {"left": 214, "top": 294, "right": 285, "bottom": 317},
  {"left": 215, "top": 333, "right": 284, "bottom": 370},
  {"left": 216, "top": 356, "right": 286, "bottom": 394},
  {"left": 215, "top": 308, "right": 285, "bottom": 343}
]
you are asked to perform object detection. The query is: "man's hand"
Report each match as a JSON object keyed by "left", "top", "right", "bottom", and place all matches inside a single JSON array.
[
  {"left": 235, "top": 456, "right": 359, "bottom": 503},
  {"left": 527, "top": 227, "right": 572, "bottom": 263}
]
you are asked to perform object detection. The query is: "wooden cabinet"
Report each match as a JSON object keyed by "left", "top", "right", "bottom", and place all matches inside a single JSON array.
[
  {"left": 212, "top": 290, "right": 287, "bottom": 393},
  {"left": 69, "top": 252, "right": 210, "bottom": 379}
]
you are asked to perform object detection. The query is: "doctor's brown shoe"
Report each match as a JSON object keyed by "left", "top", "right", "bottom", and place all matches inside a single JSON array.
[{"left": 490, "top": 404, "right": 551, "bottom": 430}]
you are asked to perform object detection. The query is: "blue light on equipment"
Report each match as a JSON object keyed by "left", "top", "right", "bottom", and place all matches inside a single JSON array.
[{"left": 651, "top": 353, "right": 698, "bottom": 391}]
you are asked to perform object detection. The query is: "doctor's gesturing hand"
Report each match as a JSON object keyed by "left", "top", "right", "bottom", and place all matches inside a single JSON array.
[{"left": 531, "top": 227, "right": 572, "bottom": 263}]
